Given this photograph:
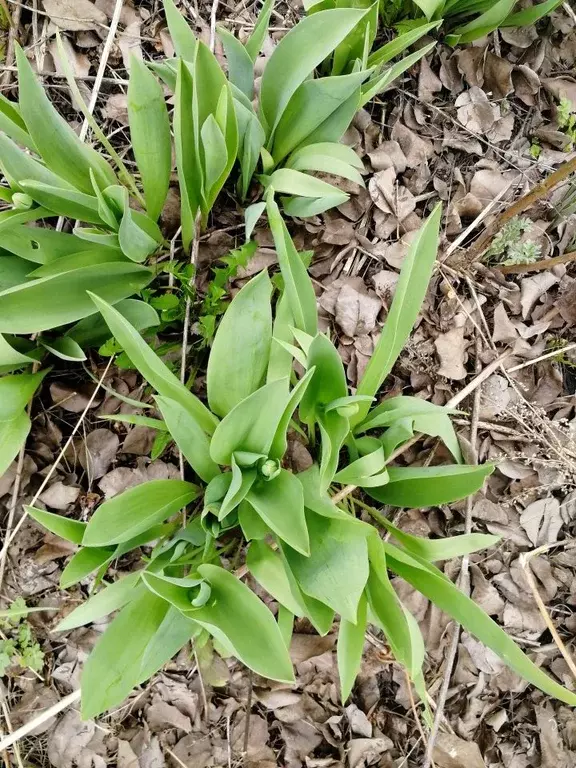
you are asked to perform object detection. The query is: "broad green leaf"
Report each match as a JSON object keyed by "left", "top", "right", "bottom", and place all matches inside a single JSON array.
[
  {"left": 302, "top": 88, "right": 361, "bottom": 146},
  {"left": 0, "top": 133, "right": 68, "bottom": 191},
  {"left": 358, "top": 396, "right": 457, "bottom": 431},
  {"left": 367, "top": 22, "right": 439, "bottom": 68},
  {"left": 67, "top": 297, "right": 158, "bottom": 348},
  {"left": 337, "top": 593, "right": 367, "bottom": 701},
  {"left": 449, "top": 0, "right": 515, "bottom": 44},
  {"left": 367, "top": 464, "right": 494, "bottom": 508},
  {"left": 319, "top": 410, "right": 350, "bottom": 492},
  {"left": 247, "top": 540, "right": 304, "bottom": 616},
  {"left": 128, "top": 57, "right": 171, "bottom": 221},
  {"left": 413, "top": 0, "right": 445, "bottom": 17},
  {"left": 235, "top": 100, "right": 267, "bottom": 199},
  {"left": 83, "top": 479, "right": 198, "bottom": 547},
  {"left": 332, "top": 0, "right": 377, "bottom": 74},
  {"left": 81, "top": 589, "right": 184, "bottom": 719},
  {"left": 0, "top": 412, "right": 30, "bottom": 478},
  {"left": 1, "top": 224, "right": 102, "bottom": 264},
  {"left": 192, "top": 564, "right": 295, "bottom": 683},
  {"left": 89, "top": 294, "right": 218, "bottom": 435},
  {"left": 267, "top": 291, "right": 294, "bottom": 383},
  {"left": 162, "top": 0, "right": 198, "bottom": 60},
  {"left": 100, "top": 413, "right": 166, "bottom": 430},
  {"left": 334, "top": 447, "right": 388, "bottom": 487},
  {"left": 366, "top": 534, "right": 421, "bottom": 677},
  {"left": 155, "top": 396, "right": 220, "bottom": 483},
  {"left": 210, "top": 378, "right": 290, "bottom": 465},
  {"left": 286, "top": 142, "right": 364, "bottom": 186},
  {"left": 15, "top": 44, "right": 116, "bottom": 193},
  {"left": 502, "top": 0, "right": 562, "bottom": 27},
  {"left": 57, "top": 572, "right": 142, "bottom": 631},
  {"left": 283, "top": 511, "right": 369, "bottom": 623},
  {"left": 218, "top": 458, "right": 256, "bottom": 519},
  {"left": 267, "top": 194, "right": 318, "bottom": 335},
  {"left": 28, "top": 250, "right": 126, "bottom": 280},
  {"left": 0, "top": 93, "right": 35, "bottom": 149},
  {"left": 118, "top": 192, "right": 160, "bottom": 262},
  {"left": 238, "top": 499, "right": 270, "bottom": 540},
  {"left": 0, "top": 334, "right": 36, "bottom": 372},
  {"left": 60, "top": 546, "right": 115, "bottom": 589},
  {"left": 25, "top": 506, "right": 86, "bottom": 544},
  {"left": 0, "top": 370, "right": 47, "bottom": 421},
  {"left": 269, "top": 368, "right": 315, "bottom": 461},
  {"left": 282, "top": 549, "right": 336, "bottom": 634},
  {"left": 265, "top": 168, "right": 346, "bottom": 199},
  {"left": 217, "top": 27, "right": 254, "bottom": 99},
  {"left": 300, "top": 333, "right": 347, "bottom": 423},
  {"left": 207, "top": 270, "right": 272, "bottom": 417},
  {"left": 0, "top": 262, "right": 152, "bottom": 334},
  {"left": 245, "top": 0, "right": 274, "bottom": 61},
  {"left": 174, "top": 58, "right": 202, "bottom": 250},
  {"left": 247, "top": 469, "right": 309, "bottom": 554},
  {"left": 201, "top": 113, "right": 228, "bottom": 196},
  {"left": 259, "top": 8, "right": 369, "bottom": 135},
  {"left": 138, "top": 606, "right": 198, "bottom": 682},
  {"left": 40, "top": 336, "right": 86, "bottom": 362},
  {"left": 353, "top": 206, "right": 441, "bottom": 425},
  {"left": 141, "top": 573, "right": 207, "bottom": 613},
  {"left": 378, "top": 517, "right": 499, "bottom": 561},
  {"left": 282, "top": 193, "right": 349, "bottom": 217},
  {"left": 19, "top": 181, "right": 103, "bottom": 224},
  {"left": 271, "top": 71, "right": 368, "bottom": 162},
  {"left": 385, "top": 543, "right": 576, "bottom": 706}
]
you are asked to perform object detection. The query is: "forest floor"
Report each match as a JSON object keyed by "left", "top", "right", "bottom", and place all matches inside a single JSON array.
[{"left": 2, "top": 1, "right": 576, "bottom": 766}]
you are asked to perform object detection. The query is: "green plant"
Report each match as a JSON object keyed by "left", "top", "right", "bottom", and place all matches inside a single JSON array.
[
  {"left": 375, "top": 0, "right": 563, "bottom": 46},
  {"left": 485, "top": 215, "right": 542, "bottom": 266},
  {"left": 558, "top": 96, "right": 576, "bottom": 150},
  {"left": 157, "top": 0, "right": 436, "bottom": 217},
  {"left": 0, "top": 598, "right": 44, "bottom": 676},
  {"left": 27, "top": 200, "right": 576, "bottom": 719}
]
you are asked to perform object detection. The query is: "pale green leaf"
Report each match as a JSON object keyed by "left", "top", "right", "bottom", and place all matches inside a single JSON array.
[
  {"left": 89, "top": 294, "right": 219, "bottom": 435},
  {"left": 244, "top": 0, "right": 274, "bottom": 61},
  {"left": 247, "top": 539, "right": 304, "bottom": 616},
  {"left": 207, "top": 270, "right": 272, "bottom": 417},
  {"left": 162, "top": 0, "right": 198, "bottom": 60},
  {"left": 0, "top": 412, "right": 30, "bottom": 479},
  {"left": 337, "top": 593, "right": 367, "bottom": 701},
  {"left": 60, "top": 546, "right": 114, "bottom": 589},
  {"left": 217, "top": 27, "right": 254, "bottom": 99},
  {"left": 0, "top": 370, "right": 47, "bottom": 421},
  {"left": 83, "top": 479, "right": 198, "bottom": 547},
  {"left": 247, "top": 469, "right": 309, "bottom": 554},
  {"left": 25, "top": 507, "right": 86, "bottom": 544},
  {"left": 128, "top": 56, "right": 172, "bottom": 221},
  {"left": 57, "top": 572, "right": 142, "bottom": 631}
]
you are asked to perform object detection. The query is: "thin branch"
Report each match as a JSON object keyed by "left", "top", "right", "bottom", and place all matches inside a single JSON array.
[
  {"left": 496, "top": 249, "right": 576, "bottom": 275},
  {"left": 0, "top": 0, "right": 21, "bottom": 87},
  {"left": 0, "top": 691, "right": 81, "bottom": 752}
]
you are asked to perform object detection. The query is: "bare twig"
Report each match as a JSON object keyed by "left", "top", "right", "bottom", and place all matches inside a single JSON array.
[
  {"left": 507, "top": 342, "right": 576, "bottom": 373},
  {"left": 209, "top": 0, "right": 220, "bottom": 52},
  {"left": 496, "top": 249, "right": 576, "bottom": 275},
  {"left": 242, "top": 670, "right": 253, "bottom": 755},
  {"left": 466, "top": 155, "right": 576, "bottom": 262},
  {"left": 0, "top": 358, "right": 114, "bottom": 564},
  {"left": 0, "top": 691, "right": 81, "bottom": 752},
  {"left": 0, "top": 688, "right": 23, "bottom": 768},
  {"left": 520, "top": 541, "right": 576, "bottom": 683},
  {"left": 0, "top": 443, "right": 26, "bottom": 592},
  {"left": 1, "top": 0, "right": 20, "bottom": 87},
  {"left": 423, "top": 337, "right": 482, "bottom": 768}
]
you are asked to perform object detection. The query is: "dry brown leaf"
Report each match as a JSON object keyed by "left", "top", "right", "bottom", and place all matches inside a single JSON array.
[
  {"left": 542, "top": 76, "right": 576, "bottom": 106},
  {"left": 39, "top": 481, "right": 80, "bottom": 510},
  {"left": 455, "top": 86, "right": 499, "bottom": 135},
  {"left": 520, "top": 272, "right": 558, "bottom": 319},
  {"left": 103, "top": 93, "right": 129, "bottom": 125},
  {"left": 513, "top": 65, "right": 541, "bottom": 106},
  {"left": 79, "top": 428, "right": 119, "bottom": 479},
  {"left": 492, "top": 302, "right": 518, "bottom": 343},
  {"left": 418, "top": 56, "right": 443, "bottom": 103},
  {"left": 345, "top": 704, "right": 372, "bottom": 738},
  {"left": 48, "top": 36, "right": 92, "bottom": 110},
  {"left": 456, "top": 48, "right": 484, "bottom": 88},
  {"left": 368, "top": 167, "right": 416, "bottom": 221},
  {"left": 117, "top": 740, "right": 140, "bottom": 768},
  {"left": 290, "top": 634, "right": 335, "bottom": 665},
  {"left": 469, "top": 169, "right": 516, "bottom": 203},
  {"left": 435, "top": 326, "right": 467, "bottom": 380},
  {"left": 146, "top": 698, "right": 192, "bottom": 733},
  {"left": 47, "top": 710, "right": 103, "bottom": 768},
  {"left": 121, "top": 425, "right": 157, "bottom": 455},
  {"left": 335, "top": 281, "right": 381, "bottom": 337},
  {"left": 50, "top": 381, "right": 102, "bottom": 412},
  {"left": 10, "top": 686, "right": 60, "bottom": 736},
  {"left": 520, "top": 497, "right": 562, "bottom": 546},
  {"left": 367, "top": 140, "right": 407, "bottom": 174},
  {"left": 479, "top": 374, "right": 511, "bottom": 418},
  {"left": 391, "top": 121, "right": 434, "bottom": 168},
  {"left": 43, "top": 0, "right": 107, "bottom": 32},
  {"left": 347, "top": 737, "right": 393, "bottom": 768},
  {"left": 432, "top": 732, "right": 486, "bottom": 768},
  {"left": 536, "top": 703, "right": 571, "bottom": 768},
  {"left": 483, "top": 53, "right": 514, "bottom": 99}
]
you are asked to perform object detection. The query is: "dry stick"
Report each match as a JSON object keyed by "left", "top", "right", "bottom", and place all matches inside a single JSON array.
[
  {"left": 496, "top": 249, "right": 576, "bottom": 275},
  {"left": 209, "top": 0, "right": 220, "bottom": 53},
  {"left": 0, "top": 65, "right": 128, "bottom": 85},
  {"left": 0, "top": 691, "right": 81, "bottom": 752},
  {"left": 466, "top": 155, "right": 576, "bottom": 263},
  {"left": 423, "top": 337, "right": 482, "bottom": 768},
  {"left": 0, "top": 693, "right": 22, "bottom": 768},
  {"left": 520, "top": 542, "right": 576, "bottom": 683},
  {"left": 0, "top": 0, "right": 20, "bottom": 86},
  {"left": 332, "top": 351, "right": 511, "bottom": 506},
  {"left": 0, "top": 358, "right": 114, "bottom": 562},
  {"left": 55, "top": 0, "right": 124, "bottom": 231}
]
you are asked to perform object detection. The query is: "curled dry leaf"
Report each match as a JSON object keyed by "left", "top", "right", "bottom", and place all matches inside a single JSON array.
[
  {"left": 79, "top": 428, "right": 120, "bottom": 479},
  {"left": 42, "top": 0, "right": 108, "bottom": 32},
  {"left": 390, "top": 121, "right": 434, "bottom": 168},
  {"left": 455, "top": 86, "right": 500, "bottom": 135},
  {"left": 435, "top": 326, "right": 467, "bottom": 380}
]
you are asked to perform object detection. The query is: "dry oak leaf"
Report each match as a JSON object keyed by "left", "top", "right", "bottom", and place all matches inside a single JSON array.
[
  {"left": 455, "top": 86, "right": 499, "bottom": 135},
  {"left": 391, "top": 121, "right": 434, "bottom": 168},
  {"left": 435, "top": 326, "right": 467, "bottom": 380},
  {"left": 43, "top": 0, "right": 107, "bottom": 31}
]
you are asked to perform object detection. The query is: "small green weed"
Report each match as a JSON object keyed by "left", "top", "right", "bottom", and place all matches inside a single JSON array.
[
  {"left": 485, "top": 216, "right": 542, "bottom": 266},
  {"left": 0, "top": 598, "right": 44, "bottom": 676},
  {"left": 558, "top": 97, "right": 576, "bottom": 150}
]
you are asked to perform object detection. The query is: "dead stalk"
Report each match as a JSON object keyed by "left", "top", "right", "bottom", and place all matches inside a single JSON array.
[
  {"left": 0, "top": 0, "right": 20, "bottom": 87},
  {"left": 519, "top": 543, "right": 576, "bottom": 683},
  {"left": 496, "top": 250, "right": 576, "bottom": 275},
  {"left": 0, "top": 691, "right": 82, "bottom": 752}
]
